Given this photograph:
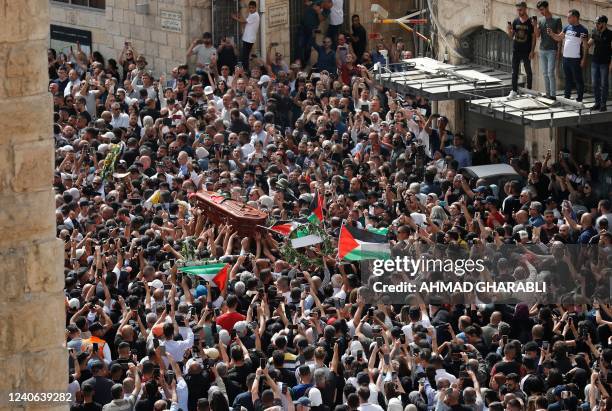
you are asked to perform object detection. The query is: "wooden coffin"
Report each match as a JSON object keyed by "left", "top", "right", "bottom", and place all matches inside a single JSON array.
[{"left": 190, "top": 191, "right": 268, "bottom": 236}]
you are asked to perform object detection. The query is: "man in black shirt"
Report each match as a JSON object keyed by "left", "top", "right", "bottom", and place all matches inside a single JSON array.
[
  {"left": 351, "top": 15, "right": 367, "bottom": 63},
  {"left": 507, "top": 2, "right": 536, "bottom": 98},
  {"left": 588, "top": 15, "right": 612, "bottom": 111},
  {"left": 82, "top": 361, "right": 114, "bottom": 406},
  {"left": 70, "top": 383, "right": 103, "bottom": 411}
]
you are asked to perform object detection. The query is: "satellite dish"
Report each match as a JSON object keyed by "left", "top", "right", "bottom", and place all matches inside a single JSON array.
[{"left": 371, "top": 4, "right": 389, "bottom": 20}]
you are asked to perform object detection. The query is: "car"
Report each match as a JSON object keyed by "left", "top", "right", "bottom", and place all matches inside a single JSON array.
[{"left": 459, "top": 163, "right": 523, "bottom": 187}]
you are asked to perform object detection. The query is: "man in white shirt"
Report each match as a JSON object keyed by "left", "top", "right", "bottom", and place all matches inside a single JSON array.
[
  {"left": 64, "top": 69, "right": 82, "bottom": 97},
  {"left": 110, "top": 103, "right": 129, "bottom": 129},
  {"left": 357, "top": 386, "right": 384, "bottom": 411},
  {"left": 131, "top": 71, "right": 157, "bottom": 100},
  {"left": 232, "top": 1, "right": 260, "bottom": 71},
  {"left": 327, "top": 0, "right": 344, "bottom": 48},
  {"left": 549, "top": 9, "right": 589, "bottom": 102},
  {"left": 160, "top": 322, "right": 194, "bottom": 362},
  {"left": 187, "top": 32, "right": 217, "bottom": 74}
]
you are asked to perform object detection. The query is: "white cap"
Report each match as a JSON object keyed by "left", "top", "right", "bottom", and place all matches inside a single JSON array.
[
  {"left": 75, "top": 248, "right": 86, "bottom": 259},
  {"left": 102, "top": 131, "right": 115, "bottom": 140},
  {"left": 60, "top": 145, "right": 74, "bottom": 152},
  {"left": 97, "top": 143, "right": 110, "bottom": 154},
  {"left": 308, "top": 388, "right": 323, "bottom": 407},
  {"left": 258, "top": 75, "right": 271, "bottom": 85},
  {"left": 148, "top": 279, "right": 164, "bottom": 289},
  {"left": 219, "top": 329, "right": 231, "bottom": 345},
  {"left": 68, "top": 298, "right": 80, "bottom": 310},
  {"left": 204, "top": 86, "right": 214, "bottom": 95},
  {"left": 196, "top": 147, "right": 209, "bottom": 159}
]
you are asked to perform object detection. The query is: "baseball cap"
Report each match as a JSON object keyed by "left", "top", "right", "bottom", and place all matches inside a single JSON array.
[
  {"left": 152, "top": 323, "right": 164, "bottom": 337},
  {"left": 195, "top": 284, "right": 207, "bottom": 298},
  {"left": 258, "top": 75, "right": 271, "bottom": 85},
  {"left": 308, "top": 388, "right": 323, "bottom": 406},
  {"left": 203, "top": 347, "right": 220, "bottom": 360},
  {"left": 294, "top": 397, "right": 311, "bottom": 407},
  {"left": 148, "top": 279, "right": 164, "bottom": 289},
  {"left": 204, "top": 86, "right": 214, "bottom": 95},
  {"left": 68, "top": 298, "right": 81, "bottom": 310},
  {"left": 485, "top": 196, "right": 497, "bottom": 205},
  {"left": 596, "top": 15, "right": 608, "bottom": 23}
]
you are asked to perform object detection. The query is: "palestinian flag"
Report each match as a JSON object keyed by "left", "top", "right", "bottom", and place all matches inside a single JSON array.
[
  {"left": 179, "top": 263, "right": 230, "bottom": 291},
  {"left": 269, "top": 219, "right": 306, "bottom": 236},
  {"left": 338, "top": 224, "right": 391, "bottom": 261},
  {"left": 367, "top": 227, "right": 389, "bottom": 236},
  {"left": 308, "top": 190, "right": 324, "bottom": 224}
]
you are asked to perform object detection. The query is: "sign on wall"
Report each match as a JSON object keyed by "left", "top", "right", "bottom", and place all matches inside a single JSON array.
[
  {"left": 160, "top": 10, "right": 183, "bottom": 33},
  {"left": 268, "top": 3, "right": 288, "bottom": 27}
]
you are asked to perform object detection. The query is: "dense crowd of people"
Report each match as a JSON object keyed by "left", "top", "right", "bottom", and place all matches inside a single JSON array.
[{"left": 50, "top": 2, "right": 612, "bottom": 411}]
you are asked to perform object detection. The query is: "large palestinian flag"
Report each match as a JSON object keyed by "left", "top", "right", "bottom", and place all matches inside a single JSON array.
[
  {"left": 178, "top": 263, "right": 230, "bottom": 291},
  {"left": 338, "top": 224, "right": 391, "bottom": 261}
]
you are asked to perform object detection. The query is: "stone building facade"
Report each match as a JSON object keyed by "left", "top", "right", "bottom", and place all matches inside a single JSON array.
[
  {"left": 49, "top": 0, "right": 418, "bottom": 76},
  {"left": 0, "top": 0, "right": 66, "bottom": 400},
  {"left": 429, "top": 0, "right": 611, "bottom": 161}
]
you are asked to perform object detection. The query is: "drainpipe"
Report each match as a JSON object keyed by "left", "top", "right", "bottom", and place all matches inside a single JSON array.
[{"left": 259, "top": 0, "right": 267, "bottom": 60}]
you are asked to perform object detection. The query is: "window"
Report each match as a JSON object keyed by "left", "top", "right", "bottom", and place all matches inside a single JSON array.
[
  {"left": 211, "top": 0, "right": 240, "bottom": 49},
  {"left": 51, "top": 0, "right": 105, "bottom": 10},
  {"left": 462, "top": 29, "right": 513, "bottom": 73}
]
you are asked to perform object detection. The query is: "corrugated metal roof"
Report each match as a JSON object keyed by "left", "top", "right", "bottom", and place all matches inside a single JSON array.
[
  {"left": 468, "top": 90, "right": 612, "bottom": 128},
  {"left": 375, "top": 57, "right": 519, "bottom": 100}
]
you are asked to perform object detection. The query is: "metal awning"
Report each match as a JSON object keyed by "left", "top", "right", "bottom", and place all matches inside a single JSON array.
[
  {"left": 375, "top": 57, "right": 519, "bottom": 101},
  {"left": 468, "top": 91, "right": 612, "bottom": 128}
]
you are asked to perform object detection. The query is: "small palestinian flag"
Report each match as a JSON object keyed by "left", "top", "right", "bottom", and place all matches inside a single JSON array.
[
  {"left": 338, "top": 224, "right": 391, "bottom": 261},
  {"left": 179, "top": 263, "right": 230, "bottom": 291},
  {"left": 269, "top": 221, "right": 303, "bottom": 236},
  {"left": 308, "top": 190, "right": 324, "bottom": 224}
]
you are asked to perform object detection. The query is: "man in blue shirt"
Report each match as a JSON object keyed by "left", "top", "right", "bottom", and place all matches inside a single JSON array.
[
  {"left": 528, "top": 201, "right": 545, "bottom": 227},
  {"left": 312, "top": 37, "right": 337, "bottom": 74},
  {"left": 549, "top": 9, "right": 589, "bottom": 102},
  {"left": 578, "top": 213, "right": 597, "bottom": 244},
  {"left": 443, "top": 134, "right": 471, "bottom": 169}
]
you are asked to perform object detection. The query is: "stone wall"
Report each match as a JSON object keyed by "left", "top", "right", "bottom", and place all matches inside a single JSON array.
[
  {"left": 50, "top": 0, "right": 213, "bottom": 76},
  {"left": 0, "top": 0, "right": 66, "bottom": 402},
  {"left": 49, "top": 0, "right": 429, "bottom": 74}
]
